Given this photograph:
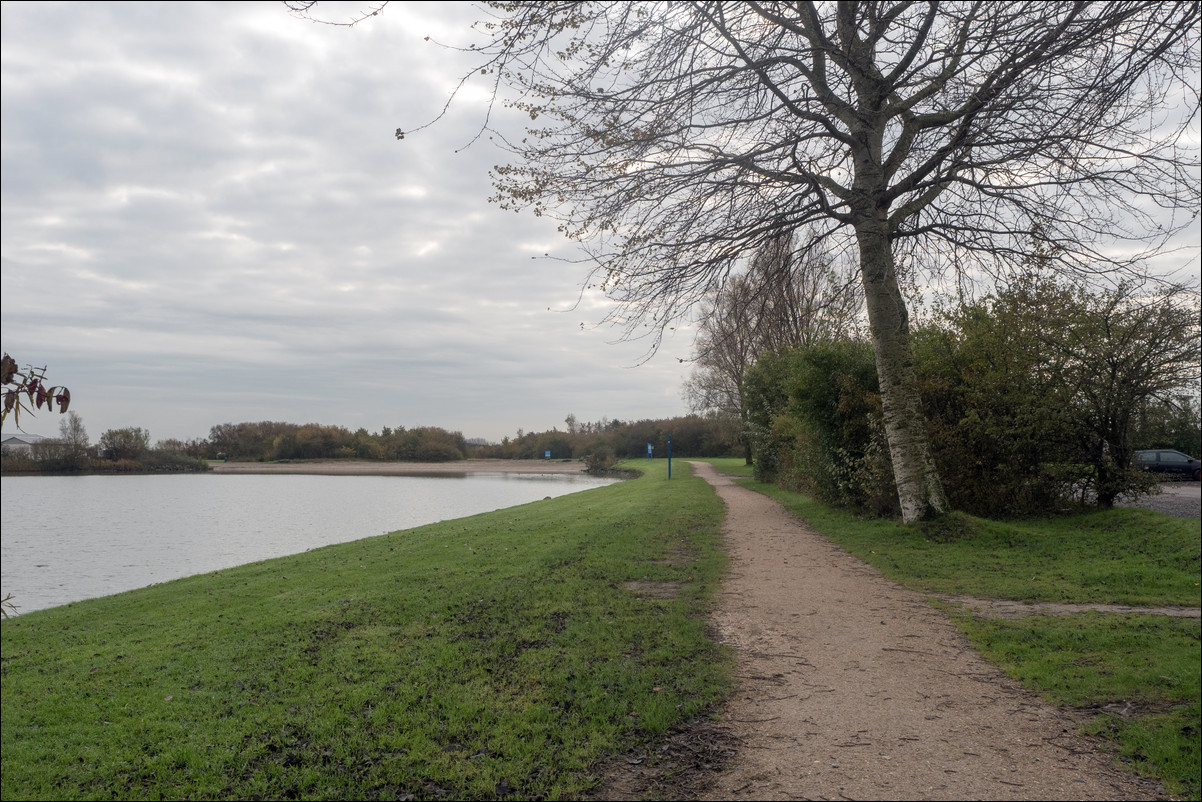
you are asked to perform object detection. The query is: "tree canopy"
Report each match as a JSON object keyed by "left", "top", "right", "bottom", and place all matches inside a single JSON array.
[{"left": 409, "top": 1, "right": 1199, "bottom": 520}]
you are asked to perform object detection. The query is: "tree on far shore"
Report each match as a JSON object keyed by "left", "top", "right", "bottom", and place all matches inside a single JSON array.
[
  {"left": 58, "top": 411, "right": 90, "bottom": 470},
  {"left": 99, "top": 427, "right": 151, "bottom": 462}
]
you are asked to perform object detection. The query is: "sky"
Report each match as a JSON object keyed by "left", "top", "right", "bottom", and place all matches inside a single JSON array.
[
  {"left": 3, "top": 3, "right": 1198, "bottom": 448},
  {"left": 1, "top": 1, "right": 698, "bottom": 445}
]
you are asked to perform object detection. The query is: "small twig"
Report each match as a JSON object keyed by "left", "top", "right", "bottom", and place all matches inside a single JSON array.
[
  {"left": 750, "top": 651, "right": 813, "bottom": 662},
  {"left": 732, "top": 717, "right": 782, "bottom": 725}
]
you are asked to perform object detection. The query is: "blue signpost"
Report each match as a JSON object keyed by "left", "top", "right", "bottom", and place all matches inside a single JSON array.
[{"left": 667, "top": 434, "right": 672, "bottom": 479}]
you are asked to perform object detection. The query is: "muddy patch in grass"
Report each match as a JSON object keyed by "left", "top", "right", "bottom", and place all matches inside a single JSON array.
[
  {"left": 623, "top": 581, "right": 684, "bottom": 600},
  {"left": 584, "top": 719, "right": 740, "bottom": 801},
  {"left": 656, "top": 546, "right": 699, "bottom": 567},
  {"left": 934, "top": 594, "right": 1201, "bottom": 620}
]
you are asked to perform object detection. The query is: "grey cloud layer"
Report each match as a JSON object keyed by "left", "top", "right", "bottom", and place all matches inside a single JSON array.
[{"left": 1, "top": 1, "right": 691, "bottom": 442}]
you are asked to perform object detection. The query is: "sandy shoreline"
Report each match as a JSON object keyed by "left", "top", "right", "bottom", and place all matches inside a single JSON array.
[{"left": 209, "top": 459, "right": 589, "bottom": 476}]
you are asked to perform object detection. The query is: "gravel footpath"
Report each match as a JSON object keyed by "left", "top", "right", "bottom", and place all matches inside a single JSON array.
[{"left": 684, "top": 461, "right": 1170, "bottom": 801}]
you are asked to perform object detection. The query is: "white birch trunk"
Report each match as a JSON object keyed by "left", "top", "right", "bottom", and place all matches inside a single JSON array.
[{"left": 857, "top": 223, "right": 948, "bottom": 522}]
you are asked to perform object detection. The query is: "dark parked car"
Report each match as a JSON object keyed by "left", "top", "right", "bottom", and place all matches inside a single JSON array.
[{"left": 1134, "top": 449, "right": 1202, "bottom": 481}]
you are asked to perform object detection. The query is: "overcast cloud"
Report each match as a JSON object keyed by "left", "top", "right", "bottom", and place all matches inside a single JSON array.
[
  {"left": 5, "top": 2, "right": 1198, "bottom": 447},
  {"left": 1, "top": 1, "right": 696, "bottom": 444}
]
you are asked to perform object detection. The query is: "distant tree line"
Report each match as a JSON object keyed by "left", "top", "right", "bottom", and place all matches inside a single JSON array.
[
  {"left": 2, "top": 409, "right": 740, "bottom": 476},
  {"left": 2, "top": 416, "right": 737, "bottom": 471},
  {"left": 471, "top": 415, "right": 739, "bottom": 469},
  {"left": 1, "top": 414, "right": 208, "bottom": 474},
  {"left": 199, "top": 416, "right": 738, "bottom": 468},
  {"left": 202, "top": 422, "right": 472, "bottom": 463}
]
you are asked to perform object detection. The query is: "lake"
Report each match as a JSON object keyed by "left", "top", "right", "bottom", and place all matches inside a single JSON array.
[{"left": 0, "top": 471, "right": 617, "bottom": 615}]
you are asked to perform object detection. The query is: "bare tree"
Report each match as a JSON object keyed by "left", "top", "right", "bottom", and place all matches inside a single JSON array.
[
  {"left": 404, "top": 2, "right": 1199, "bottom": 521},
  {"left": 683, "top": 275, "right": 760, "bottom": 456},
  {"left": 741, "top": 232, "right": 864, "bottom": 354},
  {"left": 684, "top": 231, "right": 862, "bottom": 461},
  {"left": 58, "top": 411, "right": 90, "bottom": 469}
]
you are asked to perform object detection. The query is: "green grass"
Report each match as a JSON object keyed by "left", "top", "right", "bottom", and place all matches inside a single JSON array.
[
  {"left": 739, "top": 479, "right": 1200, "bottom": 606},
  {"left": 1, "top": 461, "right": 731, "bottom": 801},
  {"left": 8, "top": 456, "right": 1199, "bottom": 799},
  {"left": 962, "top": 613, "right": 1200, "bottom": 798},
  {"left": 716, "top": 471, "right": 1201, "bottom": 800}
]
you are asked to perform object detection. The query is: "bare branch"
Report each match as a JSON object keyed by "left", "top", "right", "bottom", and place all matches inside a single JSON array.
[{"left": 284, "top": 1, "right": 390, "bottom": 27}]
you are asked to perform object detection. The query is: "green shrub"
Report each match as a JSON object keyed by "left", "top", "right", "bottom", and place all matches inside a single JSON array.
[{"left": 744, "top": 340, "right": 897, "bottom": 515}]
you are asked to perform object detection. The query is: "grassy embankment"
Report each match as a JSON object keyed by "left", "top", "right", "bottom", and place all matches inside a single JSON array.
[
  {"left": 706, "top": 458, "right": 1201, "bottom": 801},
  {"left": 1, "top": 461, "right": 730, "bottom": 800},
  {"left": 5, "top": 456, "right": 1198, "bottom": 800}
]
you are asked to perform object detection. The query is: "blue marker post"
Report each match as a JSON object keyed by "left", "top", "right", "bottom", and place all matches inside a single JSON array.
[{"left": 667, "top": 434, "right": 672, "bottom": 479}]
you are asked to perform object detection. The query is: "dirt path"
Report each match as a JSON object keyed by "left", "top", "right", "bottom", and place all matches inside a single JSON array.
[{"left": 600, "top": 462, "right": 1171, "bottom": 800}]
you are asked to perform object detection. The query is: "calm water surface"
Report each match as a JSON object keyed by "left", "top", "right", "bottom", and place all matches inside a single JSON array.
[{"left": 0, "top": 472, "right": 615, "bottom": 614}]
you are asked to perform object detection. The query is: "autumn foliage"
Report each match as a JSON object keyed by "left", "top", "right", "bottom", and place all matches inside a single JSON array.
[{"left": 1, "top": 353, "right": 70, "bottom": 430}]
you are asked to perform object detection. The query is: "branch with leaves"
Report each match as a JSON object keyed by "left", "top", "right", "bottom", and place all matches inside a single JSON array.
[{"left": 2, "top": 353, "right": 71, "bottom": 431}]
